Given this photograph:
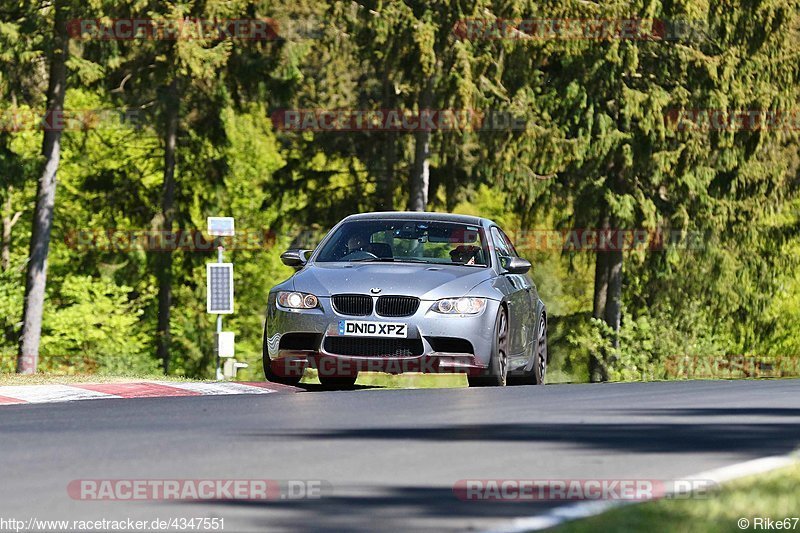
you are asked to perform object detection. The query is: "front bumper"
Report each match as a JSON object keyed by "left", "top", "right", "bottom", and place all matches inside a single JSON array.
[{"left": 265, "top": 295, "right": 500, "bottom": 377}]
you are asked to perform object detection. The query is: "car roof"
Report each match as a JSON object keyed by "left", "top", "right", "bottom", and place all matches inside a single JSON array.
[{"left": 343, "top": 211, "right": 491, "bottom": 227}]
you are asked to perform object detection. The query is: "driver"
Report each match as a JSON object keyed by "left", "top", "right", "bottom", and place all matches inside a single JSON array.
[{"left": 346, "top": 234, "right": 368, "bottom": 253}]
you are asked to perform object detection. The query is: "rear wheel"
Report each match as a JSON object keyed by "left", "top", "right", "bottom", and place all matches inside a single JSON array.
[
  {"left": 468, "top": 308, "right": 509, "bottom": 387},
  {"left": 509, "top": 312, "right": 547, "bottom": 386},
  {"left": 533, "top": 313, "right": 547, "bottom": 385}
]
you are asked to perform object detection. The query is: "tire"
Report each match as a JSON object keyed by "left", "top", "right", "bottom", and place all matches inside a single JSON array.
[
  {"left": 509, "top": 311, "right": 547, "bottom": 386},
  {"left": 533, "top": 312, "right": 547, "bottom": 385},
  {"left": 468, "top": 307, "right": 509, "bottom": 387},
  {"left": 263, "top": 327, "right": 303, "bottom": 386},
  {"left": 264, "top": 359, "right": 303, "bottom": 386},
  {"left": 318, "top": 375, "right": 358, "bottom": 389}
]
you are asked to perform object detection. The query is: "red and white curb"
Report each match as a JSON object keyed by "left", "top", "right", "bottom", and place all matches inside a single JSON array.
[{"left": 0, "top": 381, "right": 300, "bottom": 406}]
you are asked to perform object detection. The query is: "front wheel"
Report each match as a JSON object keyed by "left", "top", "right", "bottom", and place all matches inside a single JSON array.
[
  {"left": 468, "top": 307, "right": 509, "bottom": 387},
  {"left": 264, "top": 358, "right": 303, "bottom": 386}
]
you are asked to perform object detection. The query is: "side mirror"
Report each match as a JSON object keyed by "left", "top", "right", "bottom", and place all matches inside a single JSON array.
[
  {"left": 503, "top": 257, "right": 531, "bottom": 274},
  {"left": 280, "top": 249, "right": 311, "bottom": 269}
]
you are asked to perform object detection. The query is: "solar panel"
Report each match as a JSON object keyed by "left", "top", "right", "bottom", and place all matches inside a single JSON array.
[{"left": 207, "top": 263, "right": 234, "bottom": 314}]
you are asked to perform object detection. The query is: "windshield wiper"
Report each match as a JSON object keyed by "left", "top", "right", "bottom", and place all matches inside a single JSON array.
[{"left": 391, "top": 258, "right": 430, "bottom": 263}]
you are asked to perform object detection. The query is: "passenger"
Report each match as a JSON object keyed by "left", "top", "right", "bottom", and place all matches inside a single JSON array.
[{"left": 449, "top": 245, "right": 482, "bottom": 265}]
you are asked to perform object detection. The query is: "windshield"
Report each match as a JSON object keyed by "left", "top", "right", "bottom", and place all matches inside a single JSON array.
[{"left": 315, "top": 219, "right": 489, "bottom": 267}]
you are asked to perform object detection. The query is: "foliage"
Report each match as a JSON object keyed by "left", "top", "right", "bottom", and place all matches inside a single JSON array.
[{"left": 37, "top": 275, "right": 157, "bottom": 375}]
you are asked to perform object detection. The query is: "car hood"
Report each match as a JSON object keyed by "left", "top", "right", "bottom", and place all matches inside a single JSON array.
[{"left": 292, "top": 262, "right": 495, "bottom": 300}]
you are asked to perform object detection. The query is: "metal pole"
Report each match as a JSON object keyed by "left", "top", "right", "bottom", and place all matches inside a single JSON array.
[
  {"left": 216, "top": 314, "right": 222, "bottom": 380},
  {"left": 216, "top": 244, "right": 224, "bottom": 380}
]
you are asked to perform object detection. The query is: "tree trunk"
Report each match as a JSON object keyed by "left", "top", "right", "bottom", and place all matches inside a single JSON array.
[
  {"left": 377, "top": 72, "right": 396, "bottom": 211},
  {"left": 590, "top": 248, "right": 610, "bottom": 383},
  {"left": 2, "top": 188, "right": 22, "bottom": 271},
  {"left": 592, "top": 248, "right": 609, "bottom": 321},
  {"left": 17, "top": 4, "right": 68, "bottom": 374},
  {"left": 589, "top": 217, "right": 624, "bottom": 382},
  {"left": 378, "top": 132, "right": 397, "bottom": 211},
  {"left": 604, "top": 249, "right": 623, "bottom": 345},
  {"left": 155, "top": 80, "right": 179, "bottom": 373},
  {"left": 408, "top": 79, "right": 432, "bottom": 212}
]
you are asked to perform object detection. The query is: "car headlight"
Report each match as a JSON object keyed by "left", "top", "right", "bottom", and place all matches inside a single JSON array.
[
  {"left": 431, "top": 297, "right": 487, "bottom": 315},
  {"left": 277, "top": 291, "right": 319, "bottom": 309}
]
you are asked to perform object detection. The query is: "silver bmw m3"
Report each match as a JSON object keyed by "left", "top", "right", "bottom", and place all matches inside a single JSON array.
[{"left": 262, "top": 211, "right": 547, "bottom": 388}]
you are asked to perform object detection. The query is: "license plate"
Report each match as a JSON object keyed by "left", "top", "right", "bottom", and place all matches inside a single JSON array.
[{"left": 338, "top": 320, "right": 408, "bottom": 338}]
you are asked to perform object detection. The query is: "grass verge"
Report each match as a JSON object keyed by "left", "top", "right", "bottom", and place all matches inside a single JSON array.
[
  {"left": 300, "top": 368, "right": 466, "bottom": 388},
  {"left": 554, "top": 462, "right": 800, "bottom": 533}
]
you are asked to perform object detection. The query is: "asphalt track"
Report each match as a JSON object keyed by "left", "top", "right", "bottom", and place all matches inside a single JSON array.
[{"left": 1, "top": 379, "right": 799, "bottom": 532}]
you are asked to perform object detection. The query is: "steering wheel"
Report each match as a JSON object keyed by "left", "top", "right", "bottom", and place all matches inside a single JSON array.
[{"left": 341, "top": 250, "right": 378, "bottom": 261}]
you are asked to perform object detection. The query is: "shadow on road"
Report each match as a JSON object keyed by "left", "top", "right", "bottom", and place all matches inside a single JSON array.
[
  {"left": 244, "top": 418, "right": 800, "bottom": 455},
  {"left": 294, "top": 383, "right": 377, "bottom": 392},
  {"left": 623, "top": 407, "right": 800, "bottom": 418},
  {"left": 182, "top": 486, "right": 553, "bottom": 533}
]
